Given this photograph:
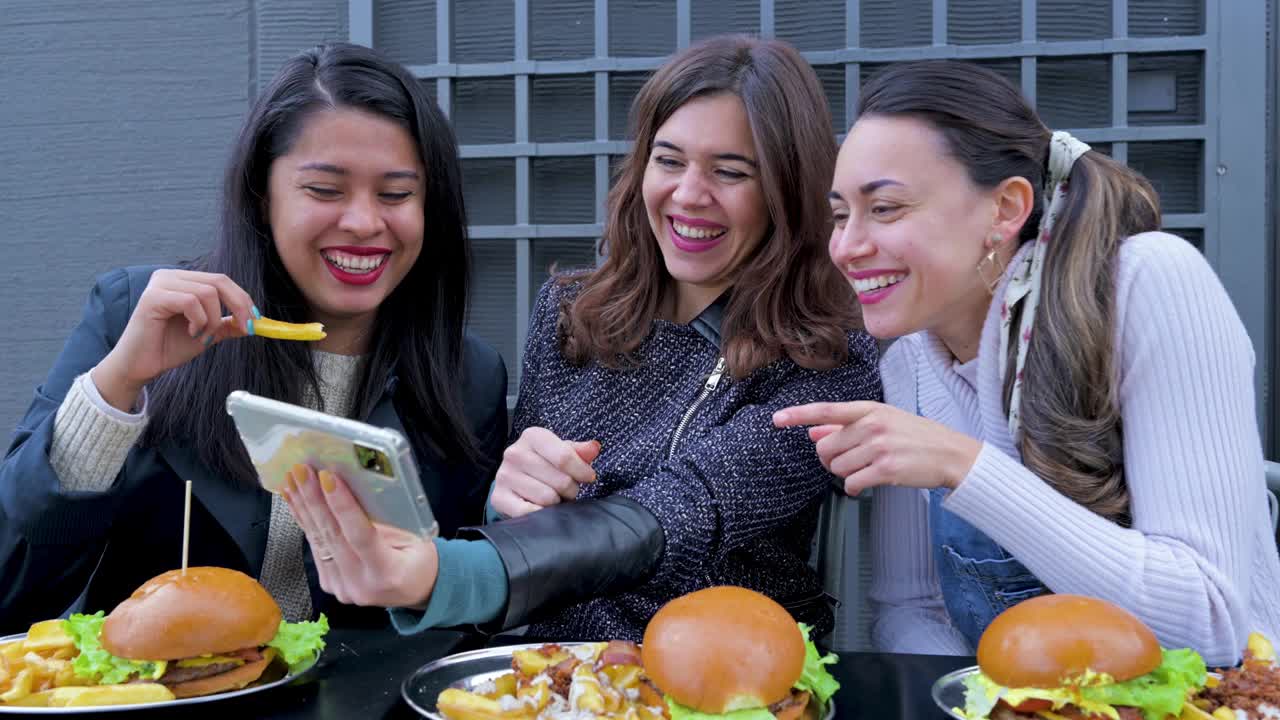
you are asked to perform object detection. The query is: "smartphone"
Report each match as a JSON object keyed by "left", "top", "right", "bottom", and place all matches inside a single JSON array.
[{"left": 226, "top": 390, "right": 439, "bottom": 539}]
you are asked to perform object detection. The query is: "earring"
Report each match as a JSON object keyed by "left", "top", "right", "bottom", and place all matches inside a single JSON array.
[{"left": 976, "top": 233, "right": 1006, "bottom": 294}]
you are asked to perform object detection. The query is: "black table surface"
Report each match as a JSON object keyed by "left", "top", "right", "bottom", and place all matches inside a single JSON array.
[{"left": 116, "top": 626, "right": 974, "bottom": 719}]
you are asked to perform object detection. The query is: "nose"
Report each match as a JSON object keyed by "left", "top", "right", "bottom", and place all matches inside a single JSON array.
[
  {"left": 829, "top": 219, "right": 876, "bottom": 267},
  {"left": 337, "top": 193, "right": 386, "bottom": 239},
  {"left": 671, "top": 168, "right": 712, "bottom": 208}
]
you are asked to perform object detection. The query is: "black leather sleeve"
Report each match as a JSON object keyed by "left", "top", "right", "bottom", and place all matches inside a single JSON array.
[{"left": 459, "top": 496, "right": 664, "bottom": 631}]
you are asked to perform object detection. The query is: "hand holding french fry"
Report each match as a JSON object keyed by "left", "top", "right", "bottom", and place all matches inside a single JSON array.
[{"left": 90, "top": 269, "right": 324, "bottom": 413}]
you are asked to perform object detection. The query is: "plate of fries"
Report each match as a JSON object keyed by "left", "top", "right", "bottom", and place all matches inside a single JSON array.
[
  {"left": 402, "top": 642, "right": 664, "bottom": 720},
  {"left": 401, "top": 641, "right": 836, "bottom": 720},
  {"left": 0, "top": 622, "right": 317, "bottom": 713}
]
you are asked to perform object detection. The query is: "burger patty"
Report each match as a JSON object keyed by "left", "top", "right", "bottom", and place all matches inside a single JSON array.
[
  {"left": 769, "top": 690, "right": 812, "bottom": 720},
  {"left": 158, "top": 648, "right": 266, "bottom": 686}
]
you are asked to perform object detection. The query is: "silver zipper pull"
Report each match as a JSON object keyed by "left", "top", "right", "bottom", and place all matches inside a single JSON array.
[{"left": 704, "top": 357, "right": 727, "bottom": 391}]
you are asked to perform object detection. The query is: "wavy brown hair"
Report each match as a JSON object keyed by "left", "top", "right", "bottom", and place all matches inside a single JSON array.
[
  {"left": 558, "top": 35, "right": 859, "bottom": 377},
  {"left": 859, "top": 60, "right": 1161, "bottom": 525}
]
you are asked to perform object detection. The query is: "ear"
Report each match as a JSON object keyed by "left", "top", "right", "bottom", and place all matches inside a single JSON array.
[{"left": 990, "top": 176, "right": 1035, "bottom": 247}]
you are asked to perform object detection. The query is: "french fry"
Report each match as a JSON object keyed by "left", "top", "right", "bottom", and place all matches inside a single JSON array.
[
  {"left": 47, "top": 684, "right": 176, "bottom": 707},
  {"left": 437, "top": 688, "right": 531, "bottom": 720},
  {"left": 489, "top": 672, "right": 518, "bottom": 700},
  {"left": 3, "top": 688, "right": 58, "bottom": 707},
  {"left": 601, "top": 664, "right": 642, "bottom": 690},
  {"left": 515, "top": 682, "right": 551, "bottom": 713},
  {"left": 1210, "top": 708, "right": 1236, "bottom": 720},
  {"left": 512, "top": 649, "right": 570, "bottom": 676},
  {"left": 23, "top": 620, "right": 73, "bottom": 652},
  {"left": 0, "top": 668, "right": 33, "bottom": 703},
  {"left": 570, "top": 664, "right": 605, "bottom": 713},
  {"left": 1248, "top": 631, "right": 1276, "bottom": 663},
  {"left": 253, "top": 317, "right": 326, "bottom": 341}
]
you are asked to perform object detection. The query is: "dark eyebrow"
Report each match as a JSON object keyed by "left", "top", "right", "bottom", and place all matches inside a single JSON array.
[
  {"left": 298, "top": 162, "right": 346, "bottom": 175},
  {"left": 860, "top": 179, "right": 904, "bottom": 194},
  {"left": 827, "top": 191, "right": 845, "bottom": 202},
  {"left": 298, "top": 162, "right": 419, "bottom": 180},
  {"left": 653, "top": 140, "right": 758, "bottom": 168}
]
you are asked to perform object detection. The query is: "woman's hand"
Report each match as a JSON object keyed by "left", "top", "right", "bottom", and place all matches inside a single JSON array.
[
  {"left": 91, "top": 269, "right": 257, "bottom": 411},
  {"left": 773, "top": 401, "right": 983, "bottom": 496},
  {"left": 284, "top": 464, "right": 439, "bottom": 609},
  {"left": 490, "top": 427, "right": 600, "bottom": 518}
]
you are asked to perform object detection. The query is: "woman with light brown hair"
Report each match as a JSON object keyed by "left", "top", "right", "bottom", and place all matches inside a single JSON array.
[
  {"left": 775, "top": 59, "right": 1280, "bottom": 667},
  {"left": 283, "top": 34, "right": 881, "bottom": 641}
]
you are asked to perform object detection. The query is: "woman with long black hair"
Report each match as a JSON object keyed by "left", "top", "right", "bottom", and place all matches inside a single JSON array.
[{"left": 0, "top": 43, "right": 508, "bottom": 632}]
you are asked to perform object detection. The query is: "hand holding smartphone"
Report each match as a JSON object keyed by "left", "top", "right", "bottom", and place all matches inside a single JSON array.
[{"left": 226, "top": 390, "right": 439, "bottom": 539}]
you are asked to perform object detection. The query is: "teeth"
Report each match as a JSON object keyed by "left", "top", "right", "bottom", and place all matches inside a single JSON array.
[
  {"left": 322, "top": 251, "right": 388, "bottom": 274},
  {"left": 672, "top": 220, "right": 727, "bottom": 240},
  {"left": 852, "top": 274, "right": 905, "bottom": 294}
]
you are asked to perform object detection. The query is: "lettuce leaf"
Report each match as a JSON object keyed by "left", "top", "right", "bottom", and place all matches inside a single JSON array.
[
  {"left": 794, "top": 623, "right": 841, "bottom": 706},
  {"left": 1081, "top": 648, "right": 1207, "bottom": 720},
  {"left": 63, "top": 612, "right": 163, "bottom": 684},
  {"left": 666, "top": 698, "right": 774, "bottom": 720},
  {"left": 265, "top": 613, "right": 329, "bottom": 674}
]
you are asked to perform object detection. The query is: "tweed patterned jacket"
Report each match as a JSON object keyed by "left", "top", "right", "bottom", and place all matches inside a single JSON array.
[{"left": 518, "top": 279, "right": 883, "bottom": 642}]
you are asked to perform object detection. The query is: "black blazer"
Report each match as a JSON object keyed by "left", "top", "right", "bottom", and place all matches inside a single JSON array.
[{"left": 0, "top": 266, "right": 507, "bottom": 633}]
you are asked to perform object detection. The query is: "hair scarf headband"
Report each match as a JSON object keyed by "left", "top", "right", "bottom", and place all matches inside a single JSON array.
[{"left": 997, "top": 130, "right": 1091, "bottom": 440}]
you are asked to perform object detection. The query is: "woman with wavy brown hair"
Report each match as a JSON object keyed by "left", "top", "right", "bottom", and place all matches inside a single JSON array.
[
  {"left": 775, "top": 59, "right": 1280, "bottom": 667},
  {"left": 284, "top": 34, "right": 881, "bottom": 642}
]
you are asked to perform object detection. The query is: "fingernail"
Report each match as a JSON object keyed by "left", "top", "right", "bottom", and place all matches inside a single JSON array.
[
  {"left": 247, "top": 318, "right": 255, "bottom": 336},
  {"left": 319, "top": 471, "right": 336, "bottom": 493},
  {"left": 191, "top": 327, "right": 202, "bottom": 338},
  {"left": 292, "top": 464, "right": 309, "bottom": 486},
  {"left": 202, "top": 335, "right": 214, "bottom": 346},
  {"left": 251, "top": 305, "right": 262, "bottom": 319}
]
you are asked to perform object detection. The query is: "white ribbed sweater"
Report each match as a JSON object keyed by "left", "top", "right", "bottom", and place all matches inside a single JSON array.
[{"left": 869, "top": 231, "right": 1280, "bottom": 667}]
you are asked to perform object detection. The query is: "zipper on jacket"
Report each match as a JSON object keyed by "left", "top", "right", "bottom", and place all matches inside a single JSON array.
[{"left": 667, "top": 356, "right": 728, "bottom": 460}]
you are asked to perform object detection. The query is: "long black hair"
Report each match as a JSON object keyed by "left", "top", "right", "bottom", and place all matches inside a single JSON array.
[{"left": 144, "top": 42, "right": 481, "bottom": 487}]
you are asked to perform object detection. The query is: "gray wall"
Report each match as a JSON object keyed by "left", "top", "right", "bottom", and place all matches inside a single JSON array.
[{"left": 0, "top": 0, "right": 345, "bottom": 432}]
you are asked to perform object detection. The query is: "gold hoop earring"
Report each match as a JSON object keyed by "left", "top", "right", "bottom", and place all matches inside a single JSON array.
[{"left": 976, "top": 234, "right": 1006, "bottom": 294}]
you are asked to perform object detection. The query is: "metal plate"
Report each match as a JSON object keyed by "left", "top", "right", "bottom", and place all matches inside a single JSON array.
[
  {"left": 0, "top": 632, "right": 318, "bottom": 714},
  {"left": 402, "top": 642, "right": 836, "bottom": 719},
  {"left": 931, "top": 666, "right": 978, "bottom": 719}
]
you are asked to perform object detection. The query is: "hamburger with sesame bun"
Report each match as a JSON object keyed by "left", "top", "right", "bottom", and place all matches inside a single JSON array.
[
  {"left": 641, "top": 586, "right": 840, "bottom": 720},
  {"left": 958, "top": 594, "right": 1207, "bottom": 720}
]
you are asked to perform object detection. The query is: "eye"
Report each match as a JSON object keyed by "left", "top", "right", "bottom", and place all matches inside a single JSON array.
[
  {"left": 653, "top": 156, "right": 682, "bottom": 168},
  {"left": 830, "top": 209, "right": 849, "bottom": 227},
  {"left": 870, "top": 204, "right": 902, "bottom": 217},
  {"left": 715, "top": 168, "right": 748, "bottom": 181},
  {"left": 303, "top": 186, "right": 341, "bottom": 198},
  {"left": 379, "top": 191, "right": 414, "bottom": 202}
]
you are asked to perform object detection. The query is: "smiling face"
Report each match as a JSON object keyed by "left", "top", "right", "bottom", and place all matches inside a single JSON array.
[
  {"left": 266, "top": 107, "right": 425, "bottom": 345},
  {"left": 828, "top": 114, "right": 1014, "bottom": 357},
  {"left": 641, "top": 93, "right": 770, "bottom": 320}
]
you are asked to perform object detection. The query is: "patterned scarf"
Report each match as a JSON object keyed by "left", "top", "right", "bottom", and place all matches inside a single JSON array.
[{"left": 997, "top": 131, "right": 1091, "bottom": 440}]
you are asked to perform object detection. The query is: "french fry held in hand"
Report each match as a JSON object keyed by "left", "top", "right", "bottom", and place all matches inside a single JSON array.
[{"left": 253, "top": 317, "right": 327, "bottom": 341}]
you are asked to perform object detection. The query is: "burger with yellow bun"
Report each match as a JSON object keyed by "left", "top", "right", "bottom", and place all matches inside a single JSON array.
[
  {"left": 64, "top": 567, "right": 328, "bottom": 698},
  {"left": 641, "top": 586, "right": 840, "bottom": 720},
  {"left": 958, "top": 594, "right": 1206, "bottom": 720}
]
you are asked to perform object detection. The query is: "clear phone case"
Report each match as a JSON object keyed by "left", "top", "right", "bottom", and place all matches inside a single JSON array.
[{"left": 226, "top": 390, "right": 439, "bottom": 539}]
